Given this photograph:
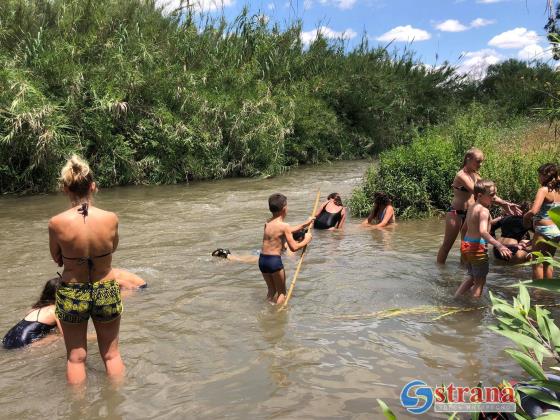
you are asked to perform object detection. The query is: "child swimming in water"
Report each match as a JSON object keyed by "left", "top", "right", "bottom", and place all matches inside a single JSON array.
[
  {"left": 455, "top": 180, "right": 512, "bottom": 298},
  {"left": 259, "top": 193, "right": 314, "bottom": 305}
]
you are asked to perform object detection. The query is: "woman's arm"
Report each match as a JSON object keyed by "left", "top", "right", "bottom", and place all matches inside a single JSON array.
[
  {"left": 337, "top": 209, "right": 347, "bottom": 229},
  {"left": 374, "top": 205, "right": 394, "bottom": 228},
  {"left": 48, "top": 219, "right": 63, "bottom": 267},
  {"left": 524, "top": 187, "right": 547, "bottom": 227},
  {"left": 456, "top": 172, "right": 476, "bottom": 193},
  {"left": 112, "top": 214, "right": 119, "bottom": 251}
]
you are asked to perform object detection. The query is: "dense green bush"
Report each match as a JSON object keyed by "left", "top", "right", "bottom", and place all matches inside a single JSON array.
[
  {"left": 349, "top": 105, "right": 560, "bottom": 218},
  {"left": 0, "top": 0, "right": 461, "bottom": 193}
]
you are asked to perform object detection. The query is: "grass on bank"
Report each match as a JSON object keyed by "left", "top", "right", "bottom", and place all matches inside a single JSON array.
[{"left": 349, "top": 105, "right": 560, "bottom": 218}]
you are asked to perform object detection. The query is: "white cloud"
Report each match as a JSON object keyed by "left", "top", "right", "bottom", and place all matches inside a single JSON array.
[
  {"left": 156, "top": 0, "right": 234, "bottom": 13},
  {"left": 377, "top": 25, "right": 431, "bottom": 42},
  {"left": 304, "top": 0, "right": 313, "bottom": 9},
  {"left": 267, "top": 2, "right": 275, "bottom": 10},
  {"left": 477, "top": 0, "right": 506, "bottom": 3},
  {"left": 457, "top": 49, "right": 503, "bottom": 79},
  {"left": 436, "top": 19, "right": 469, "bottom": 32},
  {"left": 301, "top": 26, "right": 358, "bottom": 45},
  {"left": 435, "top": 17, "right": 495, "bottom": 33},
  {"left": 470, "top": 18, "right": 495, "bottom": 28},
  {"left": 518, "top": 44, "right": 553, "bottom": 61},
  {"left": 488, "top": 27, "right": 540, "bottom": 49},
  {"left": 317, "top": 0, "right": 357, "bottom": 9}
]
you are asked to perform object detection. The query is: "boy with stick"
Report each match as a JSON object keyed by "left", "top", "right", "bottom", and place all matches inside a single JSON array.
[{"left": 259, "top": 193, "right": 314, "bottom": 305}]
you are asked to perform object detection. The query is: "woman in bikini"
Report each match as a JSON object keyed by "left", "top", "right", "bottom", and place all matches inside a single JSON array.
[
  {"left": 313, "top": 193, "right": 346, "bottom": 230},
  {"left": 361, "top": 192, "right": 395, "bottom": 228},
  {"left": 49, "top": 155, "right": 123, "bottom": 384},
  {"left": 523, "top": 163, "right": 560, "bottom": 279},
  {"left": 437, "top": 148, "right": 520, "bottom": 264}
]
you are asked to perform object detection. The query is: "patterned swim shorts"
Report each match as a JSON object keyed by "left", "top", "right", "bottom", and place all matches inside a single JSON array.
[
  {"left": 55, "top": 279, "right": 123, "bottom": 324},
  {"left": 461, "top": 240, "right": 489, "bottom": 278}
]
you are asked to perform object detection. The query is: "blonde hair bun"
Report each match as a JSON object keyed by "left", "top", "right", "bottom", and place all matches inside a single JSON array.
[{"left": 60, "top": 154, "right": 94, "bottom": 197}]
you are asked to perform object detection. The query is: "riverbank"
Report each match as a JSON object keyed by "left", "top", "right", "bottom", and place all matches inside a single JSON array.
[{"left": 349, "top": 105, "right": 560, "bottom": 218}]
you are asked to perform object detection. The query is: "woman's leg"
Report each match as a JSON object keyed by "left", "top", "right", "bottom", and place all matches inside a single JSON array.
[
  {"left": 59, "top": 321, "right": 89, "bottom": 384},
  {"left": 532, "top": 234, "right": 547, "bottom": 280},
  {"left": 437, "top": 212, "right": 462, "bottom": 264},
  {"left": 93, "top": 317, "right": 124, "bottom": 381}
]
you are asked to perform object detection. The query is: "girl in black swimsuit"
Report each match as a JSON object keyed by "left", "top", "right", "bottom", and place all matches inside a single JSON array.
[
  {"left": 2, "top": 277, "right": 61, "bottom": 349},
  {"left": 314, "top": 193, "right": 346, "bottom": 230}
]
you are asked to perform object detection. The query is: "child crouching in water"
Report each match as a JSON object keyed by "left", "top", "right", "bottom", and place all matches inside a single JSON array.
[
  {"left": 455, "top": 180, "right": 512, "bottom": 298},
  {"left": 260, "top": 193, "right": 314, "bottom": 305}
]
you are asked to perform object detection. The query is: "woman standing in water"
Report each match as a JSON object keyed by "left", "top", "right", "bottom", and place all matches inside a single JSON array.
[
  {"left": 49, "top": 155, "right": 124, "bottom": 384},
  {"left": 314, "top": 192, "right": 347, "bottom": 230},
  {"left": 524, "top": 163, "right": 560, "bottom": 279},
  {"left": 436, "top": 148, "right": 519, "bottom": 264}
]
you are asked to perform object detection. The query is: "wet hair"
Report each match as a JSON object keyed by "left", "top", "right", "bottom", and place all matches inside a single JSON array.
[
  {"left": 59, "top": 154, "right": 94, "bottom": 198},
  {"left": 538, "top": 163, "right": 560, "bottom": 192},
  {"left": 268, "top": 193, "right": 287, "bottom": 214},
  {"left": 368, "top": 192, "right": 392, "bottom": 222},
  {"left": 519, "top": 201, "right": 531, "bottom": 214},
  {"left": 327, "top": 192, "right": 343, "bottom": 207},
  {"left": 31, "top": 277, "right": 62, "bottom": 309},
  {"left": 474, "top": 179, "right": 496, "bottom": 198},
  {"left": 462, "top": 148, "right": 483, "bottom": 168}
]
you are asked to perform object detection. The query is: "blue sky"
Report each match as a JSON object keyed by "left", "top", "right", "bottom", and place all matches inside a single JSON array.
[{"left": 160, "top": 0, "right": 554, "bottom": 77}]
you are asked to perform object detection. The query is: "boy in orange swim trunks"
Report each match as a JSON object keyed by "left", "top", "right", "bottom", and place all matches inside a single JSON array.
[{"left": 455, "top": 180, "right": 512, "bottom": 298}]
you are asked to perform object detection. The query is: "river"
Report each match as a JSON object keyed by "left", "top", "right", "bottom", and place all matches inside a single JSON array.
[{"left": 0, "top": 160, "right": 537, "bottom": 418}]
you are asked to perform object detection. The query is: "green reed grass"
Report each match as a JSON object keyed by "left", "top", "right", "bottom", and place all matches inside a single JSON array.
[{"left": 0, "top": 0, "right": 464, "bottom": 193}]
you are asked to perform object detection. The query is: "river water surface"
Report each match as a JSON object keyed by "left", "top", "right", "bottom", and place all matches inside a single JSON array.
[{"left": 0, "top": 161, "right": 539, "bottom": 419}]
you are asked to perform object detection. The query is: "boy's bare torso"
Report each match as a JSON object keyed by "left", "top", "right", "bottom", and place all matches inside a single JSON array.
[{"left": 261, "top": 217, "right": 288, "bottom": 255}]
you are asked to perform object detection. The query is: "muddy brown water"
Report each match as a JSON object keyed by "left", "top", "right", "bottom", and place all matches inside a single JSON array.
[{"left": 0, "top": 161, "right": 545, "bottom": 419}]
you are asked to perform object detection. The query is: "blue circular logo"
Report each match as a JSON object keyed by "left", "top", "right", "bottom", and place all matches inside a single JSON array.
[{"left": 400, "top": 380, "right": 434, "bottom": 414}]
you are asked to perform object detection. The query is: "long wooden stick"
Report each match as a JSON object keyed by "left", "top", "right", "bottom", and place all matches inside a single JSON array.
[{"left": 279, "top": 190, "right": 321, "bottom": 311}]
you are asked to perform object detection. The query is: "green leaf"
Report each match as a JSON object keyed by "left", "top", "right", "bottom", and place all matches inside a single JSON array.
[
  {"left": 470, "top": 411, "right": 480, "bottom": 420},
  {"left": 548, "top": 207, "right": 560, "bottom": 229},
  {"left": 544, "top": 314, "right": 560, "bottom": 351},
  {"left": 530, "top": 379, "right": 560, "bottom": 393},
  {"left": 491, "top": 303, "right": 531, "bottom": 326},
  {"left": 377, "top": 399, "right": 397, "bottom": 420},
  {"left": 504, "top": 349, "right": 547, "bottom": 380},
  {"left": 518, "top": 284, "right": 530, "bottom": 313},
  {"left": 524, "top": 280, "right": 560, "bottom": 294},
  {"left": 516, "top": 386, "right": 560, "bottom": 409},
  {"left": 488, "top": 327, "right": 552, "bottom": 356},
  {"left": 536, "top": 306, "right": 551, "bottom": 343}
]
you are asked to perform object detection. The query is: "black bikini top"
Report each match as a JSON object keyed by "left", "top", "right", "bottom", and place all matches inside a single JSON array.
[
  {"left": 452, "top": 184, "right": 469, "bottom": 193},
  {"left": 62, "top": 202, "right": 112, "bottom": 275}
]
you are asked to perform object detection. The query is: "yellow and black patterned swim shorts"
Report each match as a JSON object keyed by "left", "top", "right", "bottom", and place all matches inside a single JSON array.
[{"left": 55, "top": 280, "right": 123, "bottom": 324}]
